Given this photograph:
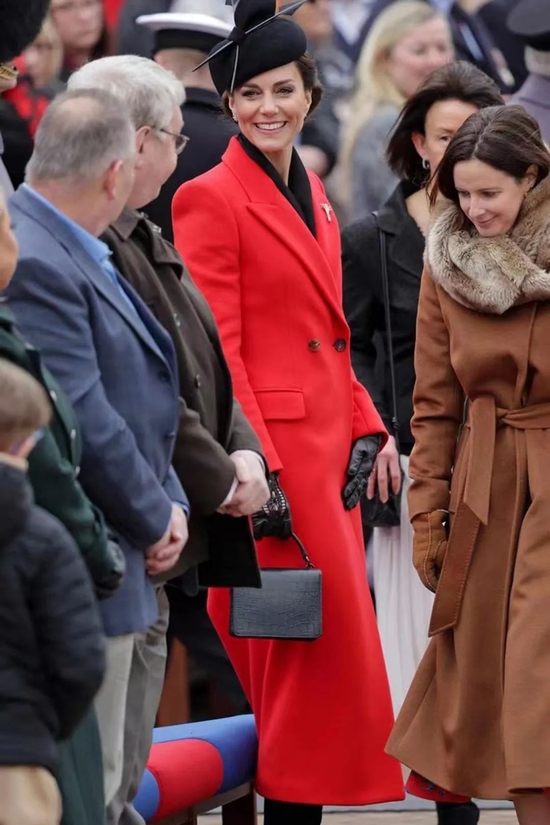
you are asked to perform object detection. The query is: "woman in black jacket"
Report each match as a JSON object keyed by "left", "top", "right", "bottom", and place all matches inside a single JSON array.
[{"left": 342, "top": 61, "right": 503, "bottom": 825}]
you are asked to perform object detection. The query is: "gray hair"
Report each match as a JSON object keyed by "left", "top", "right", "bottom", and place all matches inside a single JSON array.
[
  {"left": 68, "top": 55, "right": 185, "bottom": 132},
  {"left": 27, "top": 88, "right": 136, "bottom": 185}
]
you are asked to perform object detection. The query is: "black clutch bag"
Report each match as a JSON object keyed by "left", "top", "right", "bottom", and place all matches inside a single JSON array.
[
  {"left": 362, "top": 216, "right": 403, "bottom": 530},
  {"left": 230, "top": 533, "right": 322, "bottom": 641}
]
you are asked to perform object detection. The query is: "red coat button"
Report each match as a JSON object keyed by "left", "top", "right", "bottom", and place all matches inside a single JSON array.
[
  {"left": 308, "top": 339, "right": 321, "bottom": 352},
  {"left": 333, "top": 338, "right": 347, "bottom": 352}
]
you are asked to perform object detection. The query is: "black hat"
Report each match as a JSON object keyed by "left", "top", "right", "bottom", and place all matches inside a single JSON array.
[
  {"left": 137, "top": 12, "right": 233, "bottom": 56},
  {"left": 507, "top": 0, "right": 550, "bottom": 52},
  {"left": 196, "top": 0, "right": 308, "bottom": 95},
  {"left": 0, "top": 0, "right": 50, "bottom": 63}
]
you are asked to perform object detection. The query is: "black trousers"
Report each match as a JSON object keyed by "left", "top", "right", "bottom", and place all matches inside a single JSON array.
[{"left": 263, "top": 799, "right": 323, "bottom": 825}]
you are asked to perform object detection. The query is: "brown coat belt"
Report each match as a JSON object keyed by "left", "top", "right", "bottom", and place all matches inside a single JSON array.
[{"left": 429, "top": 396, "right": 550, "bottom": 636}]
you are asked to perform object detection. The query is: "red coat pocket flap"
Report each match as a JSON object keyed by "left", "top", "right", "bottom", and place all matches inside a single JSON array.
[{"left": 254, "top": 389, "right": 306, "bottom": 421}]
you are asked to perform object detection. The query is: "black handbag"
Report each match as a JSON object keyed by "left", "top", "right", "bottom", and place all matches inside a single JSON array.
[
  {"left": 361, "top": 218, "right": 403, "bottom": 529},
  {"left": 230, "top": 532, "right": 322, "bottom": 641}
]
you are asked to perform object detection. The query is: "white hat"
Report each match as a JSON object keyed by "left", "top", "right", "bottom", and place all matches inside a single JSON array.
[{"left": 137, "top": 4, "right": 233, "bottom": 55}]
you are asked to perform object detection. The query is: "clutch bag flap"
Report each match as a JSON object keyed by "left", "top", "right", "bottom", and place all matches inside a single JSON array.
[{"left": 230, "top": 567, "right": 322, "bottom": 641}]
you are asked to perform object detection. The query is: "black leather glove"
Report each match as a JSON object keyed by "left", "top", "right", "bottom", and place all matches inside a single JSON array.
[
  {"left": 94, "top": 539, "right": 126, "bottom": 601},
  {"left": 252, "top": 473, "right": 293, "bottom": 541},
  {"left": 342, "top": 435, "right": 382, "bottom": 511}
]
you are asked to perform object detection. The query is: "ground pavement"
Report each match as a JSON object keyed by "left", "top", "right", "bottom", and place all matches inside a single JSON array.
[{"left": 201, "top": 811, "right": 517, "bottom": 824}]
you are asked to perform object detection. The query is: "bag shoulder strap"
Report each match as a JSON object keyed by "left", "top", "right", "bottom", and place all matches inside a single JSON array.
[{"left": 372, "top": 211, "right": 400, "bottom": 449}]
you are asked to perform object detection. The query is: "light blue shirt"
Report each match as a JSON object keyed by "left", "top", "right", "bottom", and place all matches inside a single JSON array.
[{"left": 22, "top": 184, "right": 137, "bottom": 315}]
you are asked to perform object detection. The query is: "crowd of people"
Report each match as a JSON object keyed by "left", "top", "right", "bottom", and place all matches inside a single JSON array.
[{"left": 1, "top": 1, "right": 550, "bottom": 825}]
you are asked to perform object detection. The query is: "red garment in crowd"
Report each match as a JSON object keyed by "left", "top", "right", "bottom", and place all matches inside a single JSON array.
[
  {"left": 5, "top": 59, "right": 49, "bottom": 138},
  {"left": 102, "top": 0, "right": 124, "bottom": 31},
  {"left": 172, "top": 137, "right": 404, "bottom": 806}
]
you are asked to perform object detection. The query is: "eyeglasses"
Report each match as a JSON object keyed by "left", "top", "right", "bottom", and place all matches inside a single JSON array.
[{"left": 158, "top": 129, "right": 190, "bottom": 156}]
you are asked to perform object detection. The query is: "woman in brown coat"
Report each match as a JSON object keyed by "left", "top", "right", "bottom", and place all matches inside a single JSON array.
[{"left": 386, "top": 105, "right": 550, "bottom": 825}]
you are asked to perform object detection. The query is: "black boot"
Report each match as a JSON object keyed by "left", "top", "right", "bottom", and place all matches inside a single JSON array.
[
  {"left": 436, "top": 801, "right": 480, "bottom": 825},
  {"left": 264, "top": 798, "right": 323, "bottom": 825}
]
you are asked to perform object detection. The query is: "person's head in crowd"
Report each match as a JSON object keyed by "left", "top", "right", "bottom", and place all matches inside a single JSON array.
[
  {"left": 507, "top": 0, "right": 550, "bottom": 74},
  {"left": 50, "top": 0, "right": 107, "bottom": 76},
  {"left": 26, "top": 88, "right": 136, "bottom": 229},
  {"left": 68, "top": 55, "right": 185, "bottom": 208},
  {"left": 0, "top": 188, "right": 19, "bottom": 290},
  {"left": 0, "top": 0, "right": 50, "bottom": 92},
  {"left": 198, "top": 0, "right": 323, "bottom": 174},
  {"left": 387, "top": 61, "right": 504, "bottom": 190},
  {"left": 433, "top": 104, "right": 550, "bottom": 236},
  {"left": 293, "top": 0, "right": 333, "bottom": 48},
  {"left": 137, "top": 4, "right": 233, "bottom": 91},
  {"left": 0, "top": 359, "right": 50, "bottom": 459},
  {"left": 341, "top": 1, "right": 453, "bottom": 185},
  {"left": 21, "top": 14, "right": 64, "bottom": 90}
]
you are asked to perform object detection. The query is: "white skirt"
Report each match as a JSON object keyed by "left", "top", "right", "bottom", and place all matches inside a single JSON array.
[{"left": 372, "top": 455, "right": 434, "bottom": 715}]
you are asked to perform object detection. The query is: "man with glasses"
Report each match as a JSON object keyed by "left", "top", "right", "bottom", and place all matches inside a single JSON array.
[
  {"left": 68, "top": 55, "right": 268, "bottom": 825},
  {"left": 136, "top": 2, "right": 237, "bottom": 242}
]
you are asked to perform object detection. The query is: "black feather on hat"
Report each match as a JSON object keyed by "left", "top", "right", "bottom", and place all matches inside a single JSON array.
[
  {"left": 0, "top": 0, "right": 51, "bottom": 63},
  {"left": 195, "top": 0, "right": 308, "bottom": 95}
]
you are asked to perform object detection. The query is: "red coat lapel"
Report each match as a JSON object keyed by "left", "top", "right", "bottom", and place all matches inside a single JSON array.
[{"left": 222, "top": 139, "right": 344, "bottom": 321}]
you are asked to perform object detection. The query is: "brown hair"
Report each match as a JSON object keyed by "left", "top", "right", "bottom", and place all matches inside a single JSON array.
[
  {"left": 386, "top": 61, "right": 504, "bottom": 185},
  {"left": 0, "top": 359, "right": 51, "bottom": 452},
  {"left": 222, "top": 52, "right": 323, "bottom": 119},
  {"left": 431, "top": 105, "right": 550, "bottom": 213}
]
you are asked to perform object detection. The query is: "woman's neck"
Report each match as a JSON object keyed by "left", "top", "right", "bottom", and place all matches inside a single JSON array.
[
  {"left": 263, "top": 145, "right": 294, "bottom": 185},
  {"left": 406, "top": 187, "right": 431, "bottom": 237},
  {"left": 65, "top": 47, "right": 93, "bottom": 71}
]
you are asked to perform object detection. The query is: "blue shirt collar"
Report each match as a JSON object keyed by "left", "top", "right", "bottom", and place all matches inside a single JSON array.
[{"left": 22, "top": 183, "right": 112, "bottom": 268}]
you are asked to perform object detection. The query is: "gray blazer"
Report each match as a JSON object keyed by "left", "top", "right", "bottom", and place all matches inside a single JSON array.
[
  {"left": 349, "top": 105, "right": 400, "bottom": 222},
  {"left": 512, "top": 73, "right": 550, "bottom": 143},
  {"left": 7, "top": 185, "right": 189, "bottom": 637}
]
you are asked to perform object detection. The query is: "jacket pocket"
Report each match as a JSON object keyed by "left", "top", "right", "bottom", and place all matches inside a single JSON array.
[{"left": 254, "top": 389, "right": 306, "bottom": 421}]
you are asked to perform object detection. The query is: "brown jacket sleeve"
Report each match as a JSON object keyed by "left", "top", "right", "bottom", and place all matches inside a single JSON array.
[
  {"left": 409, "top": 269, "right": 465, "bottom": 520},
  {"left": 227, "top": 398, "right": 264, "bottom": 458}
]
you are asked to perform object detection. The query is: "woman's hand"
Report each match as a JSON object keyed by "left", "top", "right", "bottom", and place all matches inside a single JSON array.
[{"left": 366, "top": 435, "right": 401, "bottom": 504}]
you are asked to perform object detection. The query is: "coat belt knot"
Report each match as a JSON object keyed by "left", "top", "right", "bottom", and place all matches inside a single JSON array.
[{"left": 429, "top": 396, "right": 550, "bottom": 636}]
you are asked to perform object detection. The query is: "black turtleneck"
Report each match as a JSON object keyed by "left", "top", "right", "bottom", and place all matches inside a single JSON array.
[{"left": 238, "top": 133, "right": 317, "bottom": 238}]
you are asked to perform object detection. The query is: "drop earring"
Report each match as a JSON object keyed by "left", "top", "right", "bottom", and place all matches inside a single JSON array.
[{"left": 422, "top": 158, "right": 430, "bottom": 170}]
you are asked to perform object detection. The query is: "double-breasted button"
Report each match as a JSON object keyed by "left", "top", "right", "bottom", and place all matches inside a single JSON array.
[
  {"left": 70, "top": 429, "right": 77, "bottom": 442},
  {"left": 194, "top": 374, "right": 201, "bottom": 388},
  {"left": 75, "top": 466, "right": 81, "bottom": 478},
  {"left": 333, "top": 338, "right": 347, "bottom": 352},
  {"left": 308, "top": 339, "right": 321, "bottom": 352},
  {"left": 49, "top": 390, "right": 58, "bottom": 403}
]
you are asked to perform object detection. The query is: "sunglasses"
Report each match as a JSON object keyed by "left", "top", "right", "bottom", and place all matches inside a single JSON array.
[{"left": 158, "top": 129, "right": 191, "bottom": 156}]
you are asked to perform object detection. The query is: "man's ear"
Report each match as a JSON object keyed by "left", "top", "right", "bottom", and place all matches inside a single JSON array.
[{"left": 104, "top": 159, "right": 124, "bottom": 201}]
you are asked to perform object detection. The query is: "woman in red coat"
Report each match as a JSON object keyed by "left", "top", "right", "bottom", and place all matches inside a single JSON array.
[{"left": 172, "top": 2, "right": 404, "bottom": 822}]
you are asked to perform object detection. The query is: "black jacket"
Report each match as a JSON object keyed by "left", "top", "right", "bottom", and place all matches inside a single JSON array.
[
  {"left": 342, "top": 182, "right": 423, "bottom": 455},
  {"left": 145, "top": 88, "right": 238, "bottom": 243},
  {"left": 0, "top": 461, "right": 105, "bottom": 773}
]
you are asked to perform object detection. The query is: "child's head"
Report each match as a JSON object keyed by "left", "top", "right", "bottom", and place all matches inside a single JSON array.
[{"left": 0, "top": 359, "right": 51, "bottom": 457}]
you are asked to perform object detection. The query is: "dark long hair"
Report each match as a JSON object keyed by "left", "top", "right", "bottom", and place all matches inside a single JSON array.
[
  {"left": 431, "top": 104, "right": 550, "bottom": 219},
  {"left": 386, "top": 61, "right": 504, "bottom": 185}
]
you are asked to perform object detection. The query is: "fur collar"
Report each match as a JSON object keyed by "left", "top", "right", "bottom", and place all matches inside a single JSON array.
[{"left": 425, "top": 176, "right": 550, "bottom": 314}]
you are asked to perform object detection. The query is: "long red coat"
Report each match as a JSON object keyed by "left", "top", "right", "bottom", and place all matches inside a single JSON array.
[{"left": 172, "top": 138, "right": 403, "bottom": 805}]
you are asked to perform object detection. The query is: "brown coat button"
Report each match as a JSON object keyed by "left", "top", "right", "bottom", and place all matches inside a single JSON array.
[
  {"left": 334, "top": 338, "right": 347, "bottom": 352},
  {"left": 308, "top": 339, "right": 321, "bottom": 352}
]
